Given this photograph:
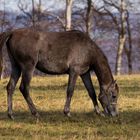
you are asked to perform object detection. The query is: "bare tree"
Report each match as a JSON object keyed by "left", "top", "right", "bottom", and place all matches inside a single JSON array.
[
  {"left": 0, "top": 0, "right": 12, "bottom": 31},
  {"left": 18, "top": 0, "right": 41, "bottom": 28},
  {"left": 37, "top": 0, "right": 42, "bottom": 21},
  {"left": 18, "top": 0, "right": 33, "bottom": 27},
  {"left": 94, "top": 0, "right": 132, "bottom": 75},
  {"left": 65, "top": 0, "right": 73, "bottom": 31},
  {"left": 88, "top": 0, "right": 133, "bottom": 74},
  {"left": 124, "top": 10, "right": 132, "bottom": 74},
  {"left": 31, "top": 0, "right": 36, "bottom": 28},
  {"left": 115, "top": 0, "right": 127, "bottom": 75},
  {"left": 85, "top": 0, "right": 93, "bottom": 36}
]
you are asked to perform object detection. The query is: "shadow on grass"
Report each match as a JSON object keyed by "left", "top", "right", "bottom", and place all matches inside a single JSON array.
[{"left": 0, "top": 109, "right": 139, "bottom": 126}]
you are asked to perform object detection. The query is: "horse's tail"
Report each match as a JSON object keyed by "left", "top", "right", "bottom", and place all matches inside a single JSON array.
[{"left": 0, "top": 31, "right": 12, "bottom": 79}]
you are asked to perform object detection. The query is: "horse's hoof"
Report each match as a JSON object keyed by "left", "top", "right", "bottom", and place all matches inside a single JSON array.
[
  {"left": 94, "top": 111, "right": 105, "bottom": 117},
  {"left": 94, "top": 106, "right": 105, "bottom": 117},
  {"left": 35, "top": 113, "right": 41, "bottom": 123},
  {"left": 66, "top": 112, "right": 71, "bottom": 117},
  {"left": 8, "top": 114, "right": 14, "bottom": 120},
  {"left": 99, "top": 112, "right": 105, "bottom": 117},
  {"left": 64, "top": 111, "right": 71, "bottom": 117},
  {"left": 94, "top": 106, "right": 100, "bottom": 114}
]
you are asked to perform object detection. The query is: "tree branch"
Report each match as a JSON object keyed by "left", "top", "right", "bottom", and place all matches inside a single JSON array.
[
  {"left": 18, "top": 0, "right": 32, "bottom": 20},
  {"left": 45, "top": 12, "right": 65, "bottom": 29},
  {"left": 103, "top": 0, "right": 120, "bottom": 11}
]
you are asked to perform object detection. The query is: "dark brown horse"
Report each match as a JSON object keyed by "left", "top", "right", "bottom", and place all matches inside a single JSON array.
[{"left": 0, "top": 29, "right": 119, "bottom": 119}]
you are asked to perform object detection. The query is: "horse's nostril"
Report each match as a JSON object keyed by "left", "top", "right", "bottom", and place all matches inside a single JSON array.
[{"left": 112, "top": 95, "right": 116, "bottom": 99}]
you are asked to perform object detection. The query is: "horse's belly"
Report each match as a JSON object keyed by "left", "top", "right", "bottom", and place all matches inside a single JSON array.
[{"left": 36, "top": 60, "right": 69, "bottom": 74}]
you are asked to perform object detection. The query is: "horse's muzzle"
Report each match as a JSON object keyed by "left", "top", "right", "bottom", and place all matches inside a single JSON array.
[{"left": 104, "top": 105, "right": 118, "bottom": 117}]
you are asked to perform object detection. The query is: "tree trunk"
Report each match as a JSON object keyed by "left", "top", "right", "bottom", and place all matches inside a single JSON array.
[
  {"left": 65, "top": 0, "right": 73, "bottom": 31},
  {"left": 32, "top": 0, "right": 35, "bottom": 28},
  {"left": 38, "top": 0, "right": 42, "bottom": 21},
  {"left": 86, "top": 0, "right": 93, "bottom": 36},
  {"left": 126, "top": 11, "right": 132, "bottom": 74},
  {"left": 116, "top": 35, "right": 126, "bottom": 75},
  {"left": 115, "top": 0, "right": 127, "bottom": 75}
]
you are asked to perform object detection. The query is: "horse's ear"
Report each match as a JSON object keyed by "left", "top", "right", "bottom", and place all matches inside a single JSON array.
[{"left": 108, "top": 80, "right": 116, "bottom": 89}]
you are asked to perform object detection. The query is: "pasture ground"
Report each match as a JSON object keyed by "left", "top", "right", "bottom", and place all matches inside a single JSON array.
[{"left": 0, "top": 75, "right": 140, "bottom": 140}]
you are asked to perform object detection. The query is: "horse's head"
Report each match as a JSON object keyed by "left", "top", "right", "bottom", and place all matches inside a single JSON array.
[{"left": 98, "top": 80, "right": 119, "bottom": 117}]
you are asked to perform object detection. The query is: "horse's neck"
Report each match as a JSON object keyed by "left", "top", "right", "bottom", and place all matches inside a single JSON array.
[{"left": 93, "top": 48, "right": 114, "bottom": 88}]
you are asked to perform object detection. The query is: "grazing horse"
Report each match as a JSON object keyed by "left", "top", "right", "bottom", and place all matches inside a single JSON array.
[{"left": 0, "top": 29, "right": 119, "bottom": 119}]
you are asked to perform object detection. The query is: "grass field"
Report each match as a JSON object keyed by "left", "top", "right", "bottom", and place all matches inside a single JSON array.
[{"left": 0, "top": 75, "right": 140, "bottom": 140}]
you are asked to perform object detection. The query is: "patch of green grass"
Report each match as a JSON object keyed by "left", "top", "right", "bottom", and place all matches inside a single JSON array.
[{"left": 0, "top": 75, "right": 140, "bottom": 140}]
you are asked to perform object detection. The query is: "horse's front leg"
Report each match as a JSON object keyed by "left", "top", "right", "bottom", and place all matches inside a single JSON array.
[
  {"left": 64, "top": 70, "right": 78, "bottom": 117},
  {"left": 80, "top": 72, "right": 104, "bottom": 116}
]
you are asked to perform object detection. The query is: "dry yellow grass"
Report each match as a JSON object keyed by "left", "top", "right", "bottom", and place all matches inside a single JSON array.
[{"left": 0, "top": 74, "right": 139, "bottom": 140}]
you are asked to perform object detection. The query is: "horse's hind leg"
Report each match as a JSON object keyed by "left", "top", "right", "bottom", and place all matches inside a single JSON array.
[
  {"left": 7, "top": 67, "right": 21, "bottom": 119},
  {"left": 80, "top": 72, "right": 101, "bottom": 115},
  {"left": 64, "top": 70, "right": 78, "bottom": 117},
  {"left": 19, "top": 68, "right": 39, "bottom": 119}
]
